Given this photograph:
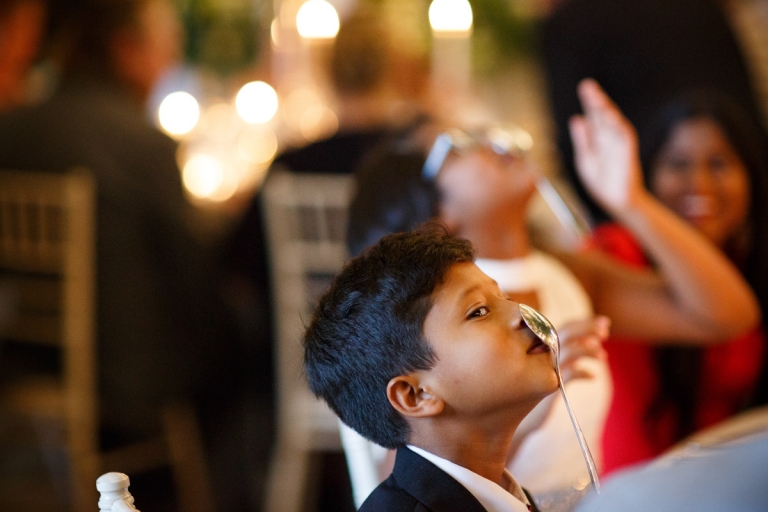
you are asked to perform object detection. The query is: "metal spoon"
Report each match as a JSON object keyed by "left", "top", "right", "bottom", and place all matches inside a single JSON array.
[{"left": 519, "top": 303, "right": 601, "bottom": 494}]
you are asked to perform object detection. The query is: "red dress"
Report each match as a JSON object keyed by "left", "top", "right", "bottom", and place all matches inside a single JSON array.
[{"left": 586, "top": 224, "right": 765, "bottom": 475}]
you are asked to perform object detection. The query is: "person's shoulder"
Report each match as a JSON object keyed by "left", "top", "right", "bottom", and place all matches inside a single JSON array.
[
  {"left": 358, "top": 475, "right": 427, "bottom": 512},
  {"left": 274, "top": 128, "right": 392, "bottom": 174}
]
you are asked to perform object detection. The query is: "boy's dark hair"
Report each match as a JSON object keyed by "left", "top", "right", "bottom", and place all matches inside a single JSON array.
[{"left": 304, "top": 227, "right": 474, "bottom": 448}]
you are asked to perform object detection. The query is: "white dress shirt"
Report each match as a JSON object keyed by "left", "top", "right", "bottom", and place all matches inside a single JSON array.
[{"left": 407, "top": 445, "right": 532, "bottom": 512}]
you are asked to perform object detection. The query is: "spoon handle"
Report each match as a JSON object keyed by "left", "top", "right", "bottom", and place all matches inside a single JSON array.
[{"left": 555, "top": 368, "right": 601, "bottom": 494}]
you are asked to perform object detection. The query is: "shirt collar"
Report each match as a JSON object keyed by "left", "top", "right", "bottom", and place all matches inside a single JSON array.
[{"left": 407, "top": 445, "right": 531, "bottom": 512}]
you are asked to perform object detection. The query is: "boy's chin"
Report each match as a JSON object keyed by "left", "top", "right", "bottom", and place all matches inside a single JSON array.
[{"left": 545, "top": 374, "right": 560, "bottom": 394}]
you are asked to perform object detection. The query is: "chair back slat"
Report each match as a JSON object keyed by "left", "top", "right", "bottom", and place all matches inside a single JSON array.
[
  {"left": 0, "top": 168, "right": 99, "bottom": 511},
  {"left": 262, "top": 170, "right": 352, "bottom": 449}
]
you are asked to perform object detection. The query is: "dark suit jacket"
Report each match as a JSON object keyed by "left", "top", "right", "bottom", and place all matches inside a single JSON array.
[{"left": 359, "top": 447, "right": 540, "bottom": 512}]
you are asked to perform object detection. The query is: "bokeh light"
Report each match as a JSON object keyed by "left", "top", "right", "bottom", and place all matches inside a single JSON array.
[
  {"left": 296, "top": 0, "right": 340, "bottom": 39},
  {"left": 182, "top": 154, "right": 224, "bottom": 199},
  {"left": 208, "top": 171, "right": 239, "bottom": 202},
  {"left": 237, "top": 126, "right": 279, "bottom": 164},
  {"left": 282, "top": 87, "right": 323, "bottom": 129},
  {"left": 429, "top": 0, "right": 473, "bottom": 34},
  {"left": 198, "top": 103, "right": 243, "bottom": 142},
  {"left": 158, "top": 91, "right": 200, "bottom": 137},
  {"left": 299, "top": 104, "right": 339, "bottom": 141},
  {"left": 235, "top": 81, "right": 279, "bottom": 124}
]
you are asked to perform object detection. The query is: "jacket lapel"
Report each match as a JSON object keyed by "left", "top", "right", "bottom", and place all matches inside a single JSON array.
[{"left": 392, "top": 447, "right": 488, "bottom": 512}]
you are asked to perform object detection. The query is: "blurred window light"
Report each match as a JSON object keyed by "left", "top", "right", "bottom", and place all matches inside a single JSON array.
[
  {"left": 296, "top": 0, "right": 340, "bottom": 39},
  {"left": 183, "top": 154, "right": 224, "bottom": 199},
  {"left": 237, "top": 126, "right": 279, "bottom": 164},
  {"left": 236, "top": 81, "right": 279, "bottom": 124},
  {"left": 429, "top": 0, "right": 473, "bottom": 34},
  {"left": 158, "top": 91, "right": 200, "bottom": 137}
]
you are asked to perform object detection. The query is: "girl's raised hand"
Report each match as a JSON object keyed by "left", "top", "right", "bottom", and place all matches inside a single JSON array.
[{"left": 569, "top": 79, "right": 647, "bottom": 217}]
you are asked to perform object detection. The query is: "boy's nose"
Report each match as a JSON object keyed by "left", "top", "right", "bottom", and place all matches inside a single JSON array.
[{"left": 504, "top": 299, "right": 523, "bottom": 329}]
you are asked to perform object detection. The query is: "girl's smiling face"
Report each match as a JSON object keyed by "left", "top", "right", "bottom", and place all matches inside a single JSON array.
[
  {"left": 650, "top": 118, "right": 750, "bottom": 248},
  {"left": 416, "top": 262, "right": 557, "bottom": 420}
]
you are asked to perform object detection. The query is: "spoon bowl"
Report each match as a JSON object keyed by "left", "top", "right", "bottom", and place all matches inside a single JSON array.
[{"left": 519, "top": 303, "right": 601, "bottom": 494}]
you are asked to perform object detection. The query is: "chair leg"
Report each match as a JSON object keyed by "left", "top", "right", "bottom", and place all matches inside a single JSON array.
[
  {"left": 162, "top": 404, "right": 215, "bottom": 512},
  {"left": 265, "top": 441, "right": 312, "bottom": 512},
  {"left": 70, "top": 450, "right": 100, "bottom": 512}
]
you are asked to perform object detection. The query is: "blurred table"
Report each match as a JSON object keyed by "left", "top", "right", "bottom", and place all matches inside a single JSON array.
[{"left": 573, "top": 406, "right": 768, "bottom": 512}]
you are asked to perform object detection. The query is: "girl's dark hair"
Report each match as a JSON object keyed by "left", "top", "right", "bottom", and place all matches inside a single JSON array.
[{"left": 640, "top": 92, "right": 768, "bottom": 437}]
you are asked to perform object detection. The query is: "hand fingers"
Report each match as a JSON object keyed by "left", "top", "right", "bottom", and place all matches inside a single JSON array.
[
  {"left": 560, "top": 365, "right": 596, "bottom": 382},
  {"left": 557, "top": 316, "right": 610, "bottom": 366},
  {"left": 577, "top": 78, "right": 615, "bottom": 115},
  {"left": 569, "top": 115, "right": 593, "bottom": 173},
  {"left": 558, "top": 315, "right": 611, "bottom": 341},
  {"left": 559, "top": 336, "right": 607, "bottom": 364},
  {"left": 577, "top": 78, "right": 635, "bottom": 141}
]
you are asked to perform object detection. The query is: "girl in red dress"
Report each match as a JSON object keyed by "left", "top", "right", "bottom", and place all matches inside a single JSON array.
[{"left": 590, "top": 93, "right": 768, "bottom": 474}]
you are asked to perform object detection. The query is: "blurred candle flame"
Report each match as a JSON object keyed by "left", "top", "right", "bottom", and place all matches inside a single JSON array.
[
  {"left": 236, "top": 81, "right": 279, "bottom": 124},
  {"left": 296, "top": 0, "right": 340, "bottom": 39},
  {"left": 158, "top": 91, "right": 200, "bottom": 137},
  {"left": 429, "top": 0, "right": 473, "bottom": 34}
]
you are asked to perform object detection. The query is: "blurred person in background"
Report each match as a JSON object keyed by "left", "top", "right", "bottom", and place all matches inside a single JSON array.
[
  {"left": 0, "top": 0, "right": 46, "bottom": 110},
  {"left": 0, "top": 0, "right": 245, "bottom": 509},
  {"left": 588, "top": 92, "right": 768, "bottom": 474},
  {"left": 271, "top": 4, "right": 432, "bottom": 175},
  {"left": 0, "top": 0, "right": 46, "bottom": 346},
  {"left": 540, "top": 0, "right": 767, "bottom": 226},
  {"left": 226, "top": 3, "right": 433, "bottom": 306}
]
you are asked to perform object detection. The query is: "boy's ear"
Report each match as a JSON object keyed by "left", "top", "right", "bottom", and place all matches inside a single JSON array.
[{"left": 387, "top": 375, "right": 444, "bottom": 418}]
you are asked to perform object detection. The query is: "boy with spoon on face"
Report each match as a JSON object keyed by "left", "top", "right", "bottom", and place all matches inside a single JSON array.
[
  {"left": 304, "top": 227, "right": 601, "bottom": 512},
  {"left": 344, "top": 79, "right": 760, "bottom": 497}
]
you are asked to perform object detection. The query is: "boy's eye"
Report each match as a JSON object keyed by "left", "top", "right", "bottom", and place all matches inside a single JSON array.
[{"left": 469, "top": 306, "right": 490, "bottom": 318}]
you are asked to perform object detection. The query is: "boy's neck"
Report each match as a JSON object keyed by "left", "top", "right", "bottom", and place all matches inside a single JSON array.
[{"left": 407, "top": 417, "right": 521, "bottom": 487}]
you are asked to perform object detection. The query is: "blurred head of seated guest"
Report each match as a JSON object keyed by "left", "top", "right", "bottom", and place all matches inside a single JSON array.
[
  {"left": 272, "top": 2, "right": 432, "bottom": 175},
  {"left": 50, "top": 0, "right": 181, "bottom": 104},
  {"left": 0, "top": 0, "right": 46, "bottom": 110},
  {"left": 640, "top": 92, "right": 768, "bottom": 269},
  {"left": 347, "top": 123, "right": 538, "bottom": 259},
  {"left": 328, "top": 4, "right": 431, "bottom": 131}
]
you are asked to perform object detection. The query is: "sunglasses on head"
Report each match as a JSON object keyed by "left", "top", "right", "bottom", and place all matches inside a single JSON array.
[{"left": 422, "top": 125, "right": 533, "bottom": 182}]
